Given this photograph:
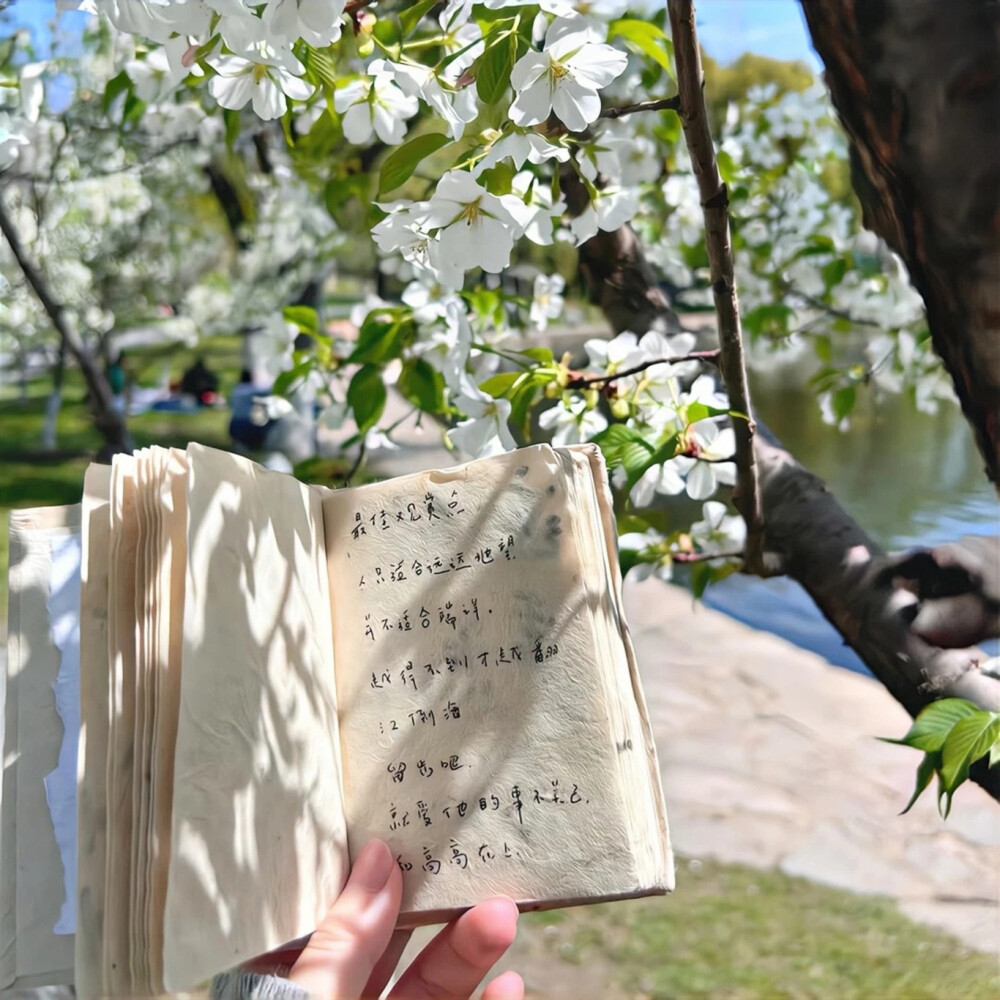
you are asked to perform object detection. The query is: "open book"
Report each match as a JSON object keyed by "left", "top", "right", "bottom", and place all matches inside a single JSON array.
[{"left": 2, "top": 443, "right": 673, "bottom": 996}]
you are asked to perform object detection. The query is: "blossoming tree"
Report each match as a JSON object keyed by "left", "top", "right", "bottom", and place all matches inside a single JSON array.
[{"left": 2, "top": 0, "right": 998, "bottom": 806}]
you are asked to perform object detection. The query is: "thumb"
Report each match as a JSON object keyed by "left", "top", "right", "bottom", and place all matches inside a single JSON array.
[{"left": 288, "top": 839, "right": 403, "bottom": 999}]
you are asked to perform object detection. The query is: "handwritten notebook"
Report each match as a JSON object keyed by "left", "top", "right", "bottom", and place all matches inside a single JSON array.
[{"left": 1, "top": 443, "right": 673, "bottom": 996}]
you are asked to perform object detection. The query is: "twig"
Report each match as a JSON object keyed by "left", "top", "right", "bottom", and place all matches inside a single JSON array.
[
  {"left": 345, "top": 440, "right": 367, "bottom": 485},
  {"left": 600, "top": 95, "right": 681, "bottom": 120},
  {"left": 668, "top": 0, "right": 767, "bottom": 575},
  {"left": 673, "top": 549, "right": 744, "bottom": 563},
  {"left": 566, "top": 349, "right": 720, "bottom": 388}
]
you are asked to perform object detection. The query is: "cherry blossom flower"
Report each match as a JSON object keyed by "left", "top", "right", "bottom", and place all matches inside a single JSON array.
[
  {"left": 618, "top": 529, "right": 673, "bottom": 582},
  {"left": 529, "top": 273, "right": 565, "bottom": 330},
  {"left": 509, "top": 15, "right": 628, "bottom": 132},
  {"left": 539, "top": 396, "right": 608, "bottom": 446},
  {"left": 447, "top": 385, "right": 516, "bottom": 458},
  {"left": 473, "top": 131, "right": 570, "bottom": 175},
  {"left": 263, "top": 0, "right": 346, "bottom": 47},
  {"left": 569, "top": 183, "right": 638, "bottom": 243},
  {"left": 689, "top": 501, "right": 747, "bottom": 560},
  {"left": 585, "top": 330, "right": 644, "bottom": 373},
  {"left": 334, "top": 70, "right": 418, "bottom": 146},
  {"left": 208, "top": 45, "right": 313, "bottom": 120},
  {"left": 422, "top": 170, "right": 521, "bottom": 276},
  {"left": 0, "top": 117, "right": 28, "bottom": 171},
  {"left": 682, "top": 419, "right": 737, "bottom": 500},
  {"left": 378, "top": 59, "right": 477, "bottom": 142}
]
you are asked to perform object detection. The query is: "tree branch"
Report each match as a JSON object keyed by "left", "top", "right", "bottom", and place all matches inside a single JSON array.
[
  {"left": 668, "top": 0, "right": 767, "bottom": 575},
  {"left": 0, "top": 192, "right": 130, "bottom": 453},
  {"left": 601, "top": 95, "right": 681, "bottom": 120},
  {"left": 673, "top": 550, "right": 743, "bottom": 563},
  {"left": 566, "top": 349, "right": 720, "bottom": 389}
]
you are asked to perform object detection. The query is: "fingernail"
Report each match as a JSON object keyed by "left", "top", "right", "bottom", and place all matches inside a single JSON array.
[{"left": 351, "top": 839, "right": 395, "bottom": 891}]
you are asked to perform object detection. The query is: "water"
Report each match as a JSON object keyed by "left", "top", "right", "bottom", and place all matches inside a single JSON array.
[{"left": 701, "top": 368, "right": 1000, "bottom": 673}]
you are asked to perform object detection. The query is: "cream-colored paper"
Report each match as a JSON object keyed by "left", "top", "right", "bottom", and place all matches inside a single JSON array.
[
  {"left": 104, "top": 455, "right": 137, "bottom": 991},
  {"left": 147, "top": 448, "right": 188, "bottom": 993},
  {"left": 76, "top": 464, "right": 112, "bottom": 1000},
  {"left": 323, "top": 444, "right": 671, "bottom": 917},
  {"left": 1, "top": 506, "right": 80, "bottom": 988},
  {"left": 162, "top": 444, "right": 348, "bottom": 992}
]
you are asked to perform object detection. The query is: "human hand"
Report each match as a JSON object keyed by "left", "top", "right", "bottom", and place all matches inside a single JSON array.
[{"left": 251, "top": 839, "right": 524, "bottom": 999}]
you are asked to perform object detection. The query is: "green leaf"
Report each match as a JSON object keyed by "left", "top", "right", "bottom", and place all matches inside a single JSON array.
[
  {"left": 223, "top": 107, "right": 241, "bottom": 148},
  {"left": 831, "top": 385, "right": 856, "bottom": 423},
  {"left": 272, "top": 359, "right": 314, "bottom": 396},
  {"left": 941, "top": 711, "right": 1000, "bottom": 791},
  {"left": 398, "top": 358, "right": 445, "bottom": 412},
  {"left": 347, "top": 365, "right": 387, "bottom": 434},
  {"left": 401, "top": 0, "right": 438, "bottom": 36},
  {"left": 592, "top": 424, "right": 656, "bottom": 485},
  {"left": 347, "top": 311, "right": 416, "bottom": 364},
  {"left": 989, "top": 740, "right": 1000, "bottom": 768},
  {"left": 520, "top": 347, "right": 554, "bottom": 364},
  {"left": 743, "top": 303, "right": 794, "bottom": 339},
  {"left": 301, "top": 44, "right": 340, "bottom": 89},
  {"left": 821, "top": 257, "right": 848, "bottom": 289},
  {"left": 282, "top": 305, "right": 319, "bottom": 338},
  {"left": 900, "top": 751, "right": 940, "bottom": 815},
  {"left": 122, "top": 92, "right": 146, "bottom": 126},
  {"left": 690, "top": 561, "right": 712, "bottom": 599},
  {"left": 479, "top": 371, "right": 522, "bottom": 398},
  {"left": 685, "top": 401, "right": 730, "bottom": 425},
  {"left": 373, "top": 16, "right": 402, "bottom": 58},
  {"left": 378, "top": 132, "right": 451, "bottom": 197},
  {"left": 477, "top": 27, "right": 518, "bottom": 104},
  {"left": 102, "top": 69, "right": 131, "bottom": 114},
  {"left": 893, "top": 698, "right": 980, "bottom": 753},
  {"left": 608, "top": 18, "right": 674, "bottom": 75}
]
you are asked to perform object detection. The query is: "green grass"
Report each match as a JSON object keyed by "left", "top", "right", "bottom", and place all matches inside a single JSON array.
[
  {"left": 0, "top": 336, "right": 244, "bottom": 628},
  {"left": 519, "top": 858, "right": 1000, "bottom": 999}
]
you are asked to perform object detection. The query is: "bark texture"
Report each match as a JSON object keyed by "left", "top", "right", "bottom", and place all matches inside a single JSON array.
[{"left": 800, "top": 0, "right": 1000, "bottom": 486}]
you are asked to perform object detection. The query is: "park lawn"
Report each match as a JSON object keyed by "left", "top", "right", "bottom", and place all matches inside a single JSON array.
[
  {"left": 0, "top": 335, "right": 242, "bottom": 628},
  {"left": 518, "top": 858, "right": 1000, "bottom": 999}
]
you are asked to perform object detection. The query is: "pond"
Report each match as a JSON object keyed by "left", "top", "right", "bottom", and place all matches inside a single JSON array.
[{"left": 702, "top": 367, "right": 1000, "bottom": 673}]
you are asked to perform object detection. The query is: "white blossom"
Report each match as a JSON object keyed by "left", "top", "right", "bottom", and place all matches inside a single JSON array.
[
  {"left": 0, "top": 116, "right": 29, "bottom": 170},
  {"left": 569, "top": 183, "right": 638, "bottom": 243},
  {"left": 447, "top": 385, "right": 516, "bottom": 457},
  {"left": 422, "top": 170, "right": 521, "bottom": 276},
  {"left": 618, "top": 528, "right": 673, "bottom": 582},
  {"left": 509, "top": 15, "right": 628, "bottom": 132},
  {"left": 473, "top": 130, "right": 570, "bottom": 175},
  {"left": 689, "top": 501, "right": 747, "bottom": 560},
  {"left": 334, "top": 71, "right": 418, "bottom": 146},
  {"left": 263, "top": 0, "right": 346, "bottom": 47},
  {"left": 585, "top": 330, "right": 643, "bottom": 372},
  {"left": 529, "top": 273, "right": 565, "bottom": 330},
  {"left": 208, "top": 45, "right": 314, "bottom": 120},
  {"left": 539, "top": 396, "right": 607, "bottom": 446}
]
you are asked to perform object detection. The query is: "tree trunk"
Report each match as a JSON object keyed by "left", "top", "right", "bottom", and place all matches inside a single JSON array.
[
  {"left": 799, "top": 0, "right": 1000, "bottom": 487},
  {"left": 0, "top": 198, "right": 131, "bottom": 456}
]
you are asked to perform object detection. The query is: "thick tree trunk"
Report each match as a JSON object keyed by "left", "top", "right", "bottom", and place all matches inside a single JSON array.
[
  {"left": 0, "top": 198, "right": 131, "bottom": 456},
  {"left": 799, "top": 0, "right": 1000, "bottom": 486}
]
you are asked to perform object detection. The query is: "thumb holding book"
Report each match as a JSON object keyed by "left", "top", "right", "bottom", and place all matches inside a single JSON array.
[{"left": 213, "top": 839, "right": 524, "bottom": 1000}]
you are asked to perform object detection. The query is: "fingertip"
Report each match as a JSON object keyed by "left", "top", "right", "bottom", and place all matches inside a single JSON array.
[
  {"left": 464, "top": 895, "right": 519, "bottom": 950},
  {"left": 482, "top": 969, "right": 525, "bottom": 1000}
]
